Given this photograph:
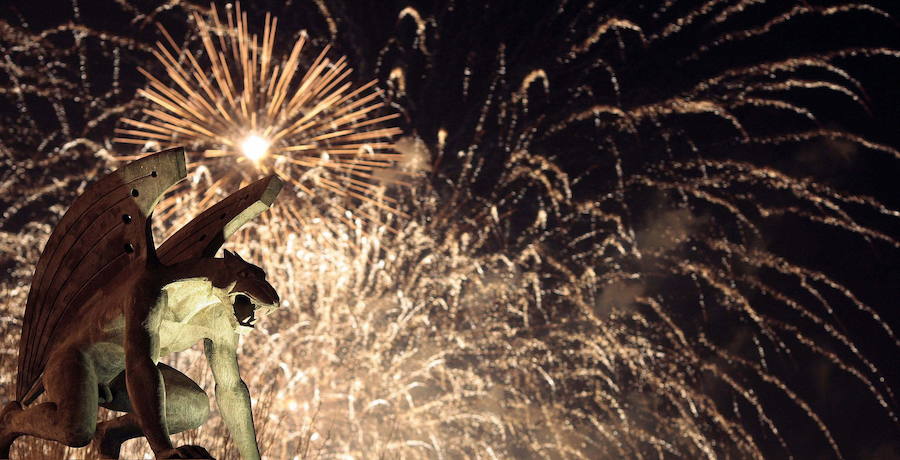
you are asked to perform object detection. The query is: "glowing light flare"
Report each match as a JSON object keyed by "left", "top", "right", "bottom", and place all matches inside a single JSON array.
[{"left": 241, "top": 135, "right": 271, "bottom": 162}]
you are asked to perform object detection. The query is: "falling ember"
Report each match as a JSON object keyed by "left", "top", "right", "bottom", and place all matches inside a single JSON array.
[{"left": 113, "top": 2, "right": 409, "bottom": 218}]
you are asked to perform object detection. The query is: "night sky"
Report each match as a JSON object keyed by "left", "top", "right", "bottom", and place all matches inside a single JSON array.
[{"left": 1, "top": 1, "right": 899, "bottom": 459}]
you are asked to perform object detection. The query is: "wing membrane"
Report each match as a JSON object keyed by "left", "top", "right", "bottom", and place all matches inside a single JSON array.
[
  {"left": 157, "top": 175, "right": 283, "bottom": 265},
  {"left": 16, "top": 148, "right": 186, "bottom": 403}
]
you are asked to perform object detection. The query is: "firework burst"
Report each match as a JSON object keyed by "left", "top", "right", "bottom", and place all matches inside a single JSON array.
[{"left": 114, "top": 3, "right": 410, "bottom": 224}]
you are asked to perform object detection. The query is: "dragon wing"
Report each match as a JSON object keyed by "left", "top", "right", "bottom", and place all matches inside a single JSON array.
[
  {"left": 16, "top": 148, "right": 187, "bottom": 404},
  {"left": 156, "top": 175, "right": 283, "bottom": 266}
]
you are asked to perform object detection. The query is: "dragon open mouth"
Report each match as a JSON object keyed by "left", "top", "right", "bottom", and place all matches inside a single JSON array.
[{"left": 233, "top": 293, "right": 257, "bottom": 327}]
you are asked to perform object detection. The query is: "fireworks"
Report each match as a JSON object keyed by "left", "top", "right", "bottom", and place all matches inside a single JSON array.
[
  {"left": 0, "top": 1, "right": 898, "bottom": 459},
  {"left": 114, "top": 2, "right": 409, "bottom": 222}
]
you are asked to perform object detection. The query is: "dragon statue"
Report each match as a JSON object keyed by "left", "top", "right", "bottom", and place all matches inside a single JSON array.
[{"left": 0, "top": 147, "right": 283, "bottom": 459}]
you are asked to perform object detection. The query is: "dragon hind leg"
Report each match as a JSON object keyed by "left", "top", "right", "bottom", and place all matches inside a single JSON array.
[
  {"left": 94, "top": 363, "right": 210, "bottom": 459},
  {"left": 1, "top": 348, "right": 101, "bottom": 459}
]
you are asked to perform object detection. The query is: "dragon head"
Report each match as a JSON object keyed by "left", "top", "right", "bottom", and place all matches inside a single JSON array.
[{"left": 213, "top": 249, "right": 280, "bottom": 328}]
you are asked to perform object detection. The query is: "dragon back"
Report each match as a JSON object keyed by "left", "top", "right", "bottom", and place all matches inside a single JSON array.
[{"left": 16, "top": 148, "right": 186, "bottom": 404}]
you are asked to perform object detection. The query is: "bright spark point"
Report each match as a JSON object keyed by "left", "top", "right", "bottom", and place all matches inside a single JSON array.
[{"left": 241, "top": 135, "right": 270, "bottom": 162}]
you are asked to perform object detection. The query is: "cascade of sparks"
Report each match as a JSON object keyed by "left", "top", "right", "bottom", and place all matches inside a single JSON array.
[{"left": 0, "top": 1, "right": 898, "bottom": 459}]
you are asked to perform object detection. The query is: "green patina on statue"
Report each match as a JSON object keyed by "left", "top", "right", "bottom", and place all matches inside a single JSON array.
[{"left": 0, "top": 147, "right": 282, "bottom": 460}]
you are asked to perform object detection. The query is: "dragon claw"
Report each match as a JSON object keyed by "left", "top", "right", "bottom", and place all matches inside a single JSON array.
[
  {"left": 0, "top": 401, "right": 23, "bottom": 459},
  {"left": 92, "top": 423, "right": 121, "bottom": 460}
]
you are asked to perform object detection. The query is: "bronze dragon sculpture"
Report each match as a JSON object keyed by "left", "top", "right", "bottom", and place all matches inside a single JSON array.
[{"left": 1, "top": 148, "right": 282, "bottom": 459}]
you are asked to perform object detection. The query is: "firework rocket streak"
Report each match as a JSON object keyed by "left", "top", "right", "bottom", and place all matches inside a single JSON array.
[{"left": 0, "top": 148, "right": 283, "bottom": 460}]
